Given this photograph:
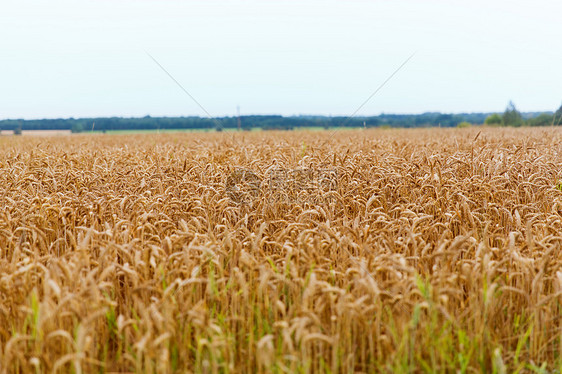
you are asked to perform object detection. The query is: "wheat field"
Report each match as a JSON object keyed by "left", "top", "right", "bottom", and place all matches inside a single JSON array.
[{"left": 0, "top": 127, "right": 562, "bottom": 373}]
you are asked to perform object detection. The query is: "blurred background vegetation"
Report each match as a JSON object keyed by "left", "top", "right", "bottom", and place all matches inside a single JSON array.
[{"left": 1, "top": 102, "right": 560, "bottom": 133}]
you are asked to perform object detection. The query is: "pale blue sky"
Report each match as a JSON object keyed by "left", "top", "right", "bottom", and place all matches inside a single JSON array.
[{"left": 0, "top": 0, "right": 560, "bottom": 119}]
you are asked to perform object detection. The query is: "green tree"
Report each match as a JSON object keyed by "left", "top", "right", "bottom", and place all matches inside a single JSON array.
[
  {"left": 484, "top": 113, "right": 502, "bottom": 126},
  {"left": 553, "top": 103, "right": 562, "bottom": 126},
  {"left": 14, "top": 122, "right": 22, "bottom": 135},
  {"left": 502, "top": 101, "right": 523, "bottom": 127},
  {"left": 527, "top": 113, "right": 553, "bottom": 127},
  {"left": 71, "top": 123, "right": 84, "bottom": 133}
]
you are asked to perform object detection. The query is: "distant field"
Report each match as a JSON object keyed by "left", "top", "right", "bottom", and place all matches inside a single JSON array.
[
  {"left": 99, "top": 128, "right": 228, "bottom": 134},
  {"left": 1, "top": 128, "right": 562, "bottom": 373},
  {"left": 1, "top": 129, "right": 72, "bottom": 136},
  {"left": 98, "top": 126, "right": 358, "bottom": 134},
  {"left": 0, "top": 126, "right": 374, "bottom": 136}
]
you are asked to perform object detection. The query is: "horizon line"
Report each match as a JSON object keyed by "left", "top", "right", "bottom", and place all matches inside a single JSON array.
[{"left": 0, "top": 109, "right": 555, "bottom": 122}]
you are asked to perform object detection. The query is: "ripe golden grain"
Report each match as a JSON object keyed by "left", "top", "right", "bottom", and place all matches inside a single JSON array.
[{"left": 0, "top": 128, "right": 561, "bottom": 372}]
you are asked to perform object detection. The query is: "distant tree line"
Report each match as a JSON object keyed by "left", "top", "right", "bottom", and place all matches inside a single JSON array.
[
  {"left": 484, "top": 101, "right": 562, "bottom": 127},
  {"left": 1, "top": 103, "right": 560, "bottom": 133}
]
